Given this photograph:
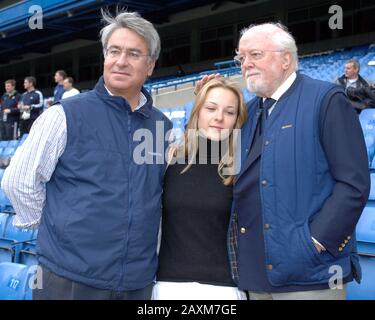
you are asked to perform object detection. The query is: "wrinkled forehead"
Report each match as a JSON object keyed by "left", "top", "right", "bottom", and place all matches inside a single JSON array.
[{"left": 238, "top": 31, "right": 275, "bottom": 51}]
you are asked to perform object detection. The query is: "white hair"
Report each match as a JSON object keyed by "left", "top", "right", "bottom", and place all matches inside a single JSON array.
[{"left": 240, "top": 22, "right": 299, "bottom": 70}]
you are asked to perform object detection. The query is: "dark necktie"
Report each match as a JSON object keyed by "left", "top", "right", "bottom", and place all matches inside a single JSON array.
[
  {"left": 249, "top": 98, "right": 276, "bottom": 154},
  {"left": 258, "top": 98, "right": 276, "bottom": 136}
]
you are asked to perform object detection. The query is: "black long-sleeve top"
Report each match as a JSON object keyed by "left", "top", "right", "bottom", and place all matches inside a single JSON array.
[{"left": 157, "top": 138, "right": 236, "bottom": 286}]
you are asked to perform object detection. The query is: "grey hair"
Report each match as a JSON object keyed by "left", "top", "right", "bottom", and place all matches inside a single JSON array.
[
  {"left": 100, "top": 9, "right": 161, "bottom": 61},
  {"left": 346, "top": 59, "right": 360, "bottom": 72},
  {"left": 239, "top": 22, "right": 299, "bottom": 70}
]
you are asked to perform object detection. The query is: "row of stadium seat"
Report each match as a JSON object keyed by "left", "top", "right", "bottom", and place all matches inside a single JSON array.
[
  {"left": 0, "top": 262, "right": 34, "bottom": 300},
  {"left": 0, "top": 213, "right": 37, "bottom": 267}
]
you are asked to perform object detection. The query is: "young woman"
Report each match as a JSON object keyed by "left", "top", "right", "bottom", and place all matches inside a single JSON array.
[{"left": 153, "top": 78, "right": 247, "bottom": 300}]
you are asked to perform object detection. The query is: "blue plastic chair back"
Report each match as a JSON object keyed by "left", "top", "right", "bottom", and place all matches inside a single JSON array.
[
  {"left": 369, "top": 173, "right": 375, "bottom": 201},
  {"left": 4, "top": 215, "right": 35, "bottom": 242},
  {"left": 347, "top": 255, "right": 375, "bottom": 300},
  {"left": 356, "top": 205, "right": 375, "bottom": 255},
  {"left": 7, "top": 140, "right": 19, "bottom": 148},
  {"left": 1, "top": 147, "right": 16, "bottom": 157},
  {"left": 0, "top": 213, "right": 10, "bottom": 237},
  {"left": 0, "top": 141, "right": 8, "bottom": 148},
  {"left": 0, "top": 262, "right": 30, "bottom": 300}
]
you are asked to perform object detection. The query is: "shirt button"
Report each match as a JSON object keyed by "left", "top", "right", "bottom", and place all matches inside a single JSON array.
[
  {"left": 240, "top": 227, "right": 246, "bottom": 234},
  {"left": 338, "top": 247, "right": 343, "bottom": 252},
  {"left": 261, "top": 180, "right": 268, "bottom": 186},
  {"left": 344, "top": 240, "right": 348, "bottom": 244},
  {"left": 347, "top": 236, "right": 351, "bottom": 240},
  {"left": 266, "top": 264, "right": 273, "bottom": 270},
  {"left": 245, "top": 148, "right": 249, "bottom": 153},
  {"left": 265, "top": 140, "right": 270, "bottom": 146},
  {"left": 264, "top": 224, "right": 271, "bottom": 230}
]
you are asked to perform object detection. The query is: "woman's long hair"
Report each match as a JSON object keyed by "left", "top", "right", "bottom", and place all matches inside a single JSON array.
[{"left": 170, "top": 78, "right": 247, "bottom": 185}]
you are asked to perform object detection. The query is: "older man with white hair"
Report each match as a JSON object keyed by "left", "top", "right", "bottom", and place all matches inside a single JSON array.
[
  {"left": 198, "top": 22, "right": 370, "bottom": 300},
  {"left": 231, "top": 22, "right": 370, "bottom": 300}
]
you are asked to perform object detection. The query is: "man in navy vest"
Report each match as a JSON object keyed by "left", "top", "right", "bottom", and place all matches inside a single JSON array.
[
  {"left": 2, "top": 11, "right": 172, "bottom": 300},
  {"left": 198, "top": 23, "right": 370, "bottom": 299}
]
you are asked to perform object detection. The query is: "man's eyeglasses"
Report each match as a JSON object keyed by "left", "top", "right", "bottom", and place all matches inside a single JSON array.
[
  {"left": 233, "top": 49, "right": 284, "bottom": 67},
  {"left": 104, "top": 46, "right": 151, "bottom": 61}
]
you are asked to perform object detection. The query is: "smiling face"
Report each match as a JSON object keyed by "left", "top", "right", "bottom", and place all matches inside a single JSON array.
[
  {"left": 103, "top": 28, "right": 155, "bottom": 99},
  {"left": 238, "top": 32, "right": 292, "bottom": 98},
  {"left": 197, "top": 87, "right": 239, "bottom": 141}
]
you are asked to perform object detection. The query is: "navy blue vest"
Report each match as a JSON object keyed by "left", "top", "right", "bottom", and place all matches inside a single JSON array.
[
  {"left": 37, "top": 77, "right": 172, "bottom": 291},
  {"left": 233, "top": 74, "right": 361, "bottom": 288}
]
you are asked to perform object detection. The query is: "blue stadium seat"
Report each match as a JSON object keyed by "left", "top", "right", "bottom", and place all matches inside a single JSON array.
[
  {"left": 0, "top": 213, "right": 10, "bottom": 237},
  {"left": 356, "top": 205, "right": 375, "bottom": 255},
  {"left": 0, "top": 262, "right": 32, "bottom": 300},
  {"left": 0, "top": 189, "right": 12, "bottom": 211},
  {"left": 358, "top": 109, "right": 375, "bottom": 167},
  {"left": 2, "top": 215, "right": 35, "bottom": 242},
  {"left": 1, "top": 147, "right": 16, "bottom": 157},
  {"left": 0, "top": 215, "right": 36, "bottom": 263},
  {"left": 16, "top": 234, "right": 38, "bottom": 266},
  {"left": 19, "top": 249, "right": 37, "bottom": 267},
  {"left": 369, "top": 173, "right": 375, "bottom": 201},
  {"left": 184, "top": 101, "right": 194, "bottom": 125},
  {"left": 18, "top": 134, "right": 29, "bottom": 146},
  {"left": 7, "top": 140, "right": 19, "bottom": 148},
  {"left": 0, "top": 141, "right": 8, "bottom": 148},
  {"left": 347, "top": 255, "right": 375, "bottom": 300},
  {"left": 170, "top": 109, "right": 186, "bottom": 142}
]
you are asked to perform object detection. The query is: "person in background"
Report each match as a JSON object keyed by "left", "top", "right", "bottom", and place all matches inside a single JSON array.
[
  {"left": 53, "top": 70, "right": 67, "bottom": 103},
  {"left": 0, "top": 79, "right": 21, "bottom": 140},
  {"left": 2, "top": 10, "right": 171, "bottom": 300},
  {"left": 336, "top": 59, "right": 375, "bottom": 113},
  {"left": 61, "top": 77, "right": 80, "bottom": 99},
  {"left": 153, "top": 78, "right": 247, "bottom": 300},
  {"left": 18, "top": 76, "right": 43, "bottom": 136}
]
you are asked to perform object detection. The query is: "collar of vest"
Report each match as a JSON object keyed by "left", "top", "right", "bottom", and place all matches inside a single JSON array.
[
  {"left": 94, "top": 76, "right": 153, "bottom": 118},
  {"left": 4, "top": 90, "right": 17, "bottom": 97}
]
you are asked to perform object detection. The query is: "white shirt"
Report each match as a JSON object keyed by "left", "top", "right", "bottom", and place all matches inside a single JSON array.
[
  {"left": 1, "top": 88, "right": 147, "bottom": 228},
  {"left": 265, "top": 72, "right": 297, "bottom": 115},
  {"left": 61, "top": 88, "right": 80, "bottom": 99}
]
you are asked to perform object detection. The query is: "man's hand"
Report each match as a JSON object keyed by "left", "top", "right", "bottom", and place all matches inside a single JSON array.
[
  {"left": 312, "top": 237, "right": 326, "bottom": 253},
  {"left": 194, "top": 73, "right": 221, "bottom": 95},
  {"left": 3, "top": 109, "right": 11, "bottom": 114},
  {"left": 314, "top": 242, "right": 323, "bottom": 253}
]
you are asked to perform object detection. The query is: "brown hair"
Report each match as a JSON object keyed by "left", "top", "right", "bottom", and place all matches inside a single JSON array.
[{"left": 5, "top": 79, "right": 16, "bottom": 87}]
